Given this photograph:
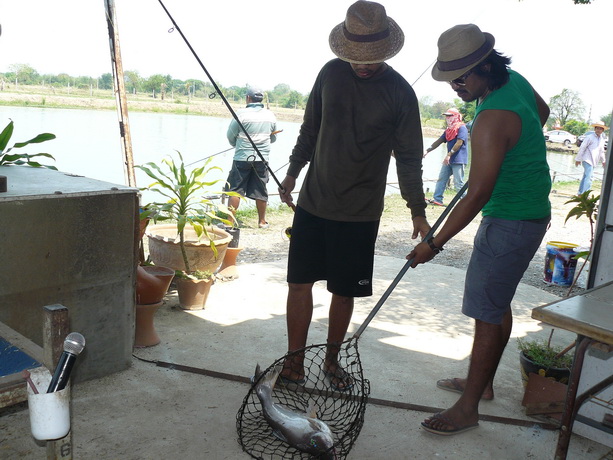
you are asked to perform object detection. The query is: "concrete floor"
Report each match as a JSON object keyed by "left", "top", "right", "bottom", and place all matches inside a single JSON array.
[{"left": 1, "top": 256, "right": 612, "bottom": 459}]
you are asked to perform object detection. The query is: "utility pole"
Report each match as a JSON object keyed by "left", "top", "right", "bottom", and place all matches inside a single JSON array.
[{"left": 104, "top": 0, "right": 136, "bottom": 187}]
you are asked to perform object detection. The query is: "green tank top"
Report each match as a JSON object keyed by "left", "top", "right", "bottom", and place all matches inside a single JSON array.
[{"left": 474, "top": 70, "right": 551, "bottom": 220}]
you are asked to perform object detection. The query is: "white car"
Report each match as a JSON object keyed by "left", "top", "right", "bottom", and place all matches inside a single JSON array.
[{"left": 545, "top": 130, "right": 577, "bottom": 146}]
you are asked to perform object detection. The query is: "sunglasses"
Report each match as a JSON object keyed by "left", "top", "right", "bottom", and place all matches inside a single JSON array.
[{"left": 448, "top": 69, "right": 474, "bottom": 87}]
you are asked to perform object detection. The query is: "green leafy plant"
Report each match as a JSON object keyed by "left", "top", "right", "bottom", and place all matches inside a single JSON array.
[
  {"left": 136, "top": 150, "right": 240, "bottom": 275},
  {"left": 517, "top": 336, "right": 573, "bottom": 369},
  {"left": 174, "top": 269, "right": 213, "bottom": 281},
  {"left": 0, "top": 120, "right": 57, "bottom": 169},
  {"left": 564, "top": 190, "right": 599, "bottom": 296}
]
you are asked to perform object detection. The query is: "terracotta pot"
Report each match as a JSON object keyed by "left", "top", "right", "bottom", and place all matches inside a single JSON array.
[
  {"left": 136, "top": 265, "right": 175, "bottom": 305},
  {"left": 176, "top": 277, "right": 213, "bottom": 310},
  {"left": 146, "top": 224, "right": 231, "bottom": 273},
  {"left": 218, "top": 247, "right": 243, "bottom": 279},
  {"left": 134, "top": 301, "right": 163, "bottom": 347},
  {"left": 139, "top": 218, "right": 150, "bottom": 240}
]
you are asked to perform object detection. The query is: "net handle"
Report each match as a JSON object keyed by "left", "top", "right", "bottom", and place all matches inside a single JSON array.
[{"left": 353, "top": 181, "right": 469, "bottom": 339}]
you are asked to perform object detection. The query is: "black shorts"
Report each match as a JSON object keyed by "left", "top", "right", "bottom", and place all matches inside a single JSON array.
[
  {"left": 224, "top": 160, "right": 269, "bottom": 201},
  {"left": 287, "top": 206, "right": 380, "bottom": 297}
]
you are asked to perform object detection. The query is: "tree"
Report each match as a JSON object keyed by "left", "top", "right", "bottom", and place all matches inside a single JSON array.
[
  {"left": 9, "top": 64, "right": 39, "bottom": 85},
  {"left": 143, "top": 74, "right": 171, "bottom": 98},
  {"left": 549, "top": 89, "right": 585, "bottom": 127},
  {"left": 600, "top": 113, "right": 611, "bottom": 127},
  {"left": 564, "top": 119, "right": 589, "bottom": 136},
  {"left": 99, "top": 73, "right": 113, "bottom": 90},
  {"left": 124, "top": 70, "right": 142, "bottom": 94},
  {"left": 283, "top": 90, "right": 305, "bottom": 109}
]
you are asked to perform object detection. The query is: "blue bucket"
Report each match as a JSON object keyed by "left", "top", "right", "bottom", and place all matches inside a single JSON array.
[{"left": 543, "top": 241, "right": 578, "bottom": 286}]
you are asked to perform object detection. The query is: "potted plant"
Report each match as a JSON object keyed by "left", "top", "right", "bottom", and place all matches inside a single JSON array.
[
  {"left": 173, "top": 270, "right": 215, "bottom": 310},
  {"left": 517, "top": 334, "right": 573, "bottom": 387},
  {"left": 0, "top": 119, "right": 57, "bottom": 191},
  {"left": 563, "top": 190, "right": 599, "bottom": 297},
  {"left": 136, "top": 150, "right": 240, "bottom": 310}
]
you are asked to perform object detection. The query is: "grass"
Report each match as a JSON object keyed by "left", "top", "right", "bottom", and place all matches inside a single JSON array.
[{"left": 517, "top": 337, "right": 573, "bottom": 369}]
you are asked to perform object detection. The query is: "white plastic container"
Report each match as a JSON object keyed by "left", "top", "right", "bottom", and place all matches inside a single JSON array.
[{"left": 27, "top": 367, "right": 71, "bottom": 441}]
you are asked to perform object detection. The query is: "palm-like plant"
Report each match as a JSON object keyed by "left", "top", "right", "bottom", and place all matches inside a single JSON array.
[
  {"left": 136, "top": 151, "right": 239, "bottom": 276},
  {"left": 0, "top": 120, "right": 57, "bottom": 169},
  {"left": 564, "top": 190, "right": 599, "bottom": 297}
]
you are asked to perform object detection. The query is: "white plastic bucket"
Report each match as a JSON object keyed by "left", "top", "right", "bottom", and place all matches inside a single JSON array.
[
  {"left": 27, "top": 367, "right": 71, "bottom": 441},
  {"left": 543, "top": 241, "right": 578, "bottom": 286}
]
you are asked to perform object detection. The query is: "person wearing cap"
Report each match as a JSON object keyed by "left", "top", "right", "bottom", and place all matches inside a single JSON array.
[
  {"left": 225, "top": 87, "right": 278, "bottom": 229},
  {"left": 408, "top": 24, "right": 551, "bottom": 435},
  {"left": 277, "top": 0, "right": 429, "bottom": 390},
  {"left": 424, "top": 108, "right": 468, "bottom": 206},
  {"left": 574, "top": 121, "right": 607, "bottom": 195}
]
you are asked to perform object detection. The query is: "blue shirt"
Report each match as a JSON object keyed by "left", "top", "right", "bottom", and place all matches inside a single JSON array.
[{"left": 437, "top": 124, "right": 468, "bottom": 164}]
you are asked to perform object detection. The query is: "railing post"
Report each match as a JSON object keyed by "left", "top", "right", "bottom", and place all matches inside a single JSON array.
[{"left": 42, "top": 304, "right": 73, "bottom": 460}]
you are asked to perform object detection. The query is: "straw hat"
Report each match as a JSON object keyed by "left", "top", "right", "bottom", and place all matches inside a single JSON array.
[
  {"left": 432, "top": 24, "right": 495, "bottom": 82},
  {"left": 592, "top": 121, "right": 607, "bottom": 129},
  {"left": 329, "top": 1, "right": 404, "bottom": 65}
]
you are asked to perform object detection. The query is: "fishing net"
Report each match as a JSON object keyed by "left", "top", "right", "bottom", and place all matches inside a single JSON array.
[
  {"left": 237, "top": 184, "right": 469, "bottom": 459},
  {"left": 236, "top": 339, "right": 369, "bottom": 459}
]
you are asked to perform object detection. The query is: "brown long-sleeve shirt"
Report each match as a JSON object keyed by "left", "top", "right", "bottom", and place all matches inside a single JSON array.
[{"left": 287, "top": 59, "right": 426, "bottom": 222}]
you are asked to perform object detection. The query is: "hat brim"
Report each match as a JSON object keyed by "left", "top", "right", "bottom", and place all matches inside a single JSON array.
[
  {"left": 329, "top": 17, "right": 404, "bottom": 64},
  {"left": 431, "top": 32, "right": 495, "bottom": 82},
  {"left": 592, "top": 123, "right": 607, "bottom": 129}
]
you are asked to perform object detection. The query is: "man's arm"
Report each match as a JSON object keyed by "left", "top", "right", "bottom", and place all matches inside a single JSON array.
[
  {"left": 407, "top": 109, "right": 521, "bottom": 266},
  {"left": 227, "top": 120, "right": 239, "bottom": 147}
]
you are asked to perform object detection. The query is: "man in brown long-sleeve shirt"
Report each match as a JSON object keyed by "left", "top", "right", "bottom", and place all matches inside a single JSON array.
[{"left": 278, "top": 0, "right": 429, "bottom": 390}]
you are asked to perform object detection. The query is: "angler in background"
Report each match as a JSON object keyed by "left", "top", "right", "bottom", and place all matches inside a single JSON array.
[
  {"left": 424, "top": 108, "right": 468, "bottom": 206},
  {"left": 575, "top": 120, "right": 607, "bottom": 195},
  {"left": 409, "top": 24, "right": 551, "bottom": 436},
  {"left": 225, "top": 87, "right": 278, "bottom": 229},
  {"left": 278, "top": 0, "right": 429, "bottom": 391}
]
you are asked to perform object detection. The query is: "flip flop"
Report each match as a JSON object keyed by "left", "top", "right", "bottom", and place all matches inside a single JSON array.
[
  {"left": 277, "top": 374, "right": 306, "bottom": 386},
  {"left": 421, "top": 412, "right": 479, "bottom": 436},
  {"left": 323, "top": 367, "right": 354, "bottom": 392},
  {"left": 436, "top": 378, "right": 494, "bottom": 401}
]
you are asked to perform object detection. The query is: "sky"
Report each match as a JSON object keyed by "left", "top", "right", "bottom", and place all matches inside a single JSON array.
[{"left": 1, "top": 0, "right": 612, "bottom": 121}]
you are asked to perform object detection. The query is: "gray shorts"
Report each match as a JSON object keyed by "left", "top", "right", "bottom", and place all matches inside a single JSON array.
[
  {"left": 224, "top": 160, "right": 269, "bottom": 201},
  {"left": 462, "top": 216, "right": 549, "bottom": 324}
]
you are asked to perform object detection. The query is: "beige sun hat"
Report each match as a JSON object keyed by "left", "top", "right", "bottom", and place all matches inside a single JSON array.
[
  {"left": 432, "top": 24, "right": 495, "bottom": 82},
  {"left": 329, "top": 1, "right": 404, "bottom": 65},
  {"left": 592, "top": 121, "right": 608, "bottom": 129}
]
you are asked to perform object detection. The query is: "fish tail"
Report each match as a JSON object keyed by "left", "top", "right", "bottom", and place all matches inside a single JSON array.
[{"left": 254, "top": 364, "right": 280, "bottom": 400}]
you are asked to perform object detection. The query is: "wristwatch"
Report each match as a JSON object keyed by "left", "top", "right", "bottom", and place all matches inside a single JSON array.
[{"left": 426, "top": 237, "right": 443, "bottom": 254}]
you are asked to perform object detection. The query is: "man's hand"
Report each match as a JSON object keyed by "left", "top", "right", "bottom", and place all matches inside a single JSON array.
[
  {"left": 411, "top": 216, "right": 430, "bottom": 240},
  {"left": 407, "top": 240, "right": 436, "bottom": 268},
  {"left": 279, "top": 176, "right": 296, "bottom": 209},
  {"left": 575, "top": 161, "right": 581, "bottom": 167}
]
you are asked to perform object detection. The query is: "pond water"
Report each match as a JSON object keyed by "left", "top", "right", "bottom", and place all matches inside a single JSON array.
[{"left": 1, "top": 106, "right": 591, "bottom": 208}]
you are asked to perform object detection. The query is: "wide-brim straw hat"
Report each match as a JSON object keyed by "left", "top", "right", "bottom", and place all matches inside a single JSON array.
[
  {"left": 432, "top": 24, "right": 495, "bottom": 82},
  {"left": 329, "top": 1, "right": 404, "bottom": 65},
  {"left": 592, "top": 121, "right": 608, "bottom": 129}
]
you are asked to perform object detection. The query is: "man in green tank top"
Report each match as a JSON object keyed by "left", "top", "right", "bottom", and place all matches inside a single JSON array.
[{"left": 408, "top": 24, "right": 552, "bottom": 436}]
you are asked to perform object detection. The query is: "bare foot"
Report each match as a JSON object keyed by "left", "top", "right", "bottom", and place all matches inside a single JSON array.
[{"left": 436, "top": 377, "right": 494, "bottom": 401}]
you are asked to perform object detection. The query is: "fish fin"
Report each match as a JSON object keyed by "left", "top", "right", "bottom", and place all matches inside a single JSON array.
[
  {"left": 272, "top": 429, "right": 288, "bottom": 443},
  {"left": 306, "top": 400, "right": 319, "bottom": 419}
]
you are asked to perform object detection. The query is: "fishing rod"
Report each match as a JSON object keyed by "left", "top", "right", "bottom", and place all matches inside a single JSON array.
[
  {"left": 185, "top": 147, "right": 233, "bottom": 167},
  {"left": 156, "top": 0, "right": 285, "bottom": 191}
]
